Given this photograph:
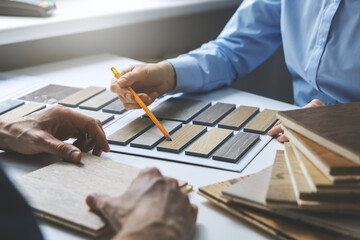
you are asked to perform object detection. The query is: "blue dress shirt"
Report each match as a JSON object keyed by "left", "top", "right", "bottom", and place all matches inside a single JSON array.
[{"left": 168, "top": 0, "right": 360, "bottom": 106}]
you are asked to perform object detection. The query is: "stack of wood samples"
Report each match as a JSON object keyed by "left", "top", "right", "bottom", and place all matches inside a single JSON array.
[
  {"left": 199, "top": 165, "right": 360, "bottom": 240},
  {"left": 14, "top": 153, "right": 191, "bottom": 237}
]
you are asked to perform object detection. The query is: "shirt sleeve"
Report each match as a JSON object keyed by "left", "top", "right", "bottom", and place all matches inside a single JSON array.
[{"left": 168, "top": 0, "right": 282, "bottom": 93}]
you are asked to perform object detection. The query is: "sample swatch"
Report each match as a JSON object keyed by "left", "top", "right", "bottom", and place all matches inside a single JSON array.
[
  {"left": 0, "top": 99, "right": 24, "bottom": 115},
  {"left": 0, "top": 102, "right": 46, "bottom": 120},
  {"left": 108, "top": 118, "right": 154, "bottom": 145},
  {"left": 218, "top": 105, "right": 259, "bottom": 130},
  {"left": 147, "top": 98, "right": 211, "bottom": 123},
  {"left": 157, "top": 124, "right": 207, "bottom": 153},
  {"left": 192, "top": 102, "right": 236, "bottom": 126},
  {"left": 213, "top": 132, "right": 259, "bottom": 163},
  {"left": 79, "top": 91, "right": 117, "bottom": 111},
  {"left": 244, "top": 109, "right": 278, "bottom": 134},
  {"left": 75, "top": 109, "right": 114, "bottom": 125},
  {"left": 59, "top": 86, "right": 105, "bottom": 107},
  {"left": 185, "top": 128, "right": 233, "bottom": 158},
  {"left": 19, "top": 84, "right": 81, "bottom": 104},
  {"left": 130, "top": 120, "right": 183, "bottom": 149},
  {"left": 102, "top": 99, "right": 127, "bottom": 114}
]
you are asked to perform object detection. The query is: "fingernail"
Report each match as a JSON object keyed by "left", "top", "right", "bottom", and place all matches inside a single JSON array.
[
  {"left": 71, "top": 151, "right": 81, "bottom": 162},
  {"left": 86, "top": 193, "right": 98, "bottom": 207}
]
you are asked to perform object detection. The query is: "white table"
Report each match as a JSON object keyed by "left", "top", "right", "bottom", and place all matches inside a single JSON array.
[{"left": 0, "top": 54, "right": 297, "bottom": 240}]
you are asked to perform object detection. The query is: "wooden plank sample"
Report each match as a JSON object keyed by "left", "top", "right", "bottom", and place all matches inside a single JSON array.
[
  {"left": 146, "top": 98, "right": 211, "bottom": 123},
  {"left": 244, "top": 109, "right": 278, "bottom": 134},
  {"left": 278, "top": 102, "right": 360, "bottom": 164},
  {"left": 19, "top": 84, "right": 81, "bottom": 104},
  {"left": 283, "top": 126, "right": 360, "bottom": 177},
  {"left": 59, "top": 86, "right": 105, "bottom": 107},
  {"left": 212, "top": 132, "right": 259, "bottom": 163},
  {"left": 185, "top": 128, "right": 233, "bottom": 158},
  {"left": 292, "top": 144, "right": 360, "bottom": 192},
  {"left": 192, "top": 102, "right": 236, "bottom": 126},
  {"left": 130, "top": 120, "right": 182, "bottom": 149},
  {"left": 157, "top": 124, "right": 207, "bottom": 153},
  {"left": 102, "top": 99, "right": 127, "bottom": 114},
  {"left": 79, "top": 91, "right": 117, "bottom": 111},
  {"left": 14, "top": 153, "right": 140, "bottom": 236},
  {"left": 0, "top": 99, "right": 24, "bottom": 115},
  {"left": 266, "top": 150, "right": 298, "bottom": 206},
  {"left": 218, "top": 105, "right": 259, "bottom": 130},
  {"left": 74, "top": 109, "right": 114, "bottom": 125},
  {"left": 0, "top": 102, "right": 46, "bottom": 120},
  {"left": 108, "top": 118, "right": 154, "bottom": 145}
]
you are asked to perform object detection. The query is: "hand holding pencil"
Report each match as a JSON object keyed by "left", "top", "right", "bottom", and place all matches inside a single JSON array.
[
  {"left": 111, "top": 67, "right": 172, "bottom": 141},
  {"left": 110, "top": 62, "right": 176, "bottom": 109}
]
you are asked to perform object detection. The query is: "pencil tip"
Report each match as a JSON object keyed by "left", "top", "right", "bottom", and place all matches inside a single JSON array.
[{"left": 165, "top": 134, "right": 172, "bottom": 141}]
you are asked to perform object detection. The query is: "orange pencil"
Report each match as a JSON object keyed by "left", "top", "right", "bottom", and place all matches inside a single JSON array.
[{"left": 111, "top": 67, "right": 172, "bottom": 141}]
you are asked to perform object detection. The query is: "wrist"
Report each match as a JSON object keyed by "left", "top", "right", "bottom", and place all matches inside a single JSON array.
[{"left": 159, "top": 61, "right": 176, "bottom": 93}]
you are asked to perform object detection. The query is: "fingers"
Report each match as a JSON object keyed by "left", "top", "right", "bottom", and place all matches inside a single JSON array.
[
  {"left": 86, "top": 193, "right": 113, "bottom": 216},
  {"left": 276, "top": 134, "right": 289, "bottom": 143},
  {"left": 303, "top": 99, "right": 325, "bottom": 108},
  {"left": 41, "top": 133, "right": 82, "bottom": 162},
  {"left": 267, "top": 124, "right": 283, "bottom": 137}
]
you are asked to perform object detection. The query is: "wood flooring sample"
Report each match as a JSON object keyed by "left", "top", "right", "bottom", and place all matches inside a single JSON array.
[
  {"left": 130, "top": 120, "right": 182, "bottom": 149},
  {"left": 0, "top": 99, "right": 24, "bottom": 115},
  {"left": 218, "top": 105, "right": 259, "bottom": 130},
  {"left": 108, "top": 118, "right": 154, "bottom": 145},
  {"left": 265, "top": 150, "right": 298, "bottom": 206},
  {"left": 278, "top": 102, "right": 360, "bottom": 164},
  {"left": 222, "top": 167, "right": 272, "bottom": 205},
  {"left": 59, "top": 86, "right": 105, "bottom": 107},
  {"left": 283, "top": 127, "right": 360, "bottom": 176},
  {"left": 147, "top": 98, "right": 211, "bottom": 123},
  {"left": 185, "top": 128, "right": 233, "bottom": 158},
  {"left": 79, "top": 91, "right": 117, "bottom": 111},
  {"left": 102, "top": 99, "right": 127, "bottom": 114},
  {"left": 19, "top": 84, "right": 80, "bottom": 104},
  {"left": 0, "top": 102, "right": 45, "bottom": 120},
  {"left": 157, "top": 124, "right": 207, "bottom": 153},
  {"left": 74, "top": 109, "right": 114, "bottom": 125},
  {"left": 192, "top": 102, "right": 236, "bottom": 126},
  {"left": 14, "top": 153, "right": 141, "bottom": 236},
  {"left": 244, "top": 109, "right": 278, "bottom": 134},
  {"left": 212, "top": 132, "right": 259, "bottom": 163}
]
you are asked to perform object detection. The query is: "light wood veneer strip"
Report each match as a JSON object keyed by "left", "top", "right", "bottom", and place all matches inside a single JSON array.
[
  {"left": 218, "top": 105, "right": 259, "bottom": 130},
  {"left": 0, "top": 102, "right": 45, "bottom": 120},
  {"left": 244, "top": 109, "right": 278, "bottom": 134},
  {"left": 79, "top": 91, "right": 117, "bottom": 111},
  {"left": 59, "top": 86, "right": 105, "bottom": 107}
]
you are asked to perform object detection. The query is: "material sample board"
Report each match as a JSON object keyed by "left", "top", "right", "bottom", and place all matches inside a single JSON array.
[
  {"left": 79, "top": 91, "right": 117, "bottom": 111},
  {"left": 131, "top": 120, "right": 183, "bottom": 149},
  {"left": 185, "top": 128, "right": 233, "bottom": 158},
  {"left": 108, "top": 118, "right": 154, "bottom": 145},
  {"left": 157, "top": 124, "right": 207, "bottom": 153},
  {"left": 213, "top": 132, "right": 259, "bottom": 163},
  {"left": 218, "top": 105, "right": 259, "bottom": 130},
  {"left": 102, "top": 99, "right": 127, "bottom": 114},
  {"left": 192, "top": 102, "right": 236, "bottom": 126},
  {"left": 146, "top": 98, "right": 211, "bottom": 123},
  {"left": 75, "top": 109, "right": 114, "bottom": 125},
  {"left": 278, "top": 102, "right": 360, "bottom": 164},
  {"left": 19, "top": 84, "right": 81, "bottom": 104},
  {"left": 0, "top": 99, "right": 24, "bottom": 115},
  {"left": 244, "top": 109, "right": 278, "bottom": 134},
  {"left": 59, "top": 86, "right": 105, "bottom": 107},
  {"left": 0, "top": 102, "right": 46, "bottom": 120}
]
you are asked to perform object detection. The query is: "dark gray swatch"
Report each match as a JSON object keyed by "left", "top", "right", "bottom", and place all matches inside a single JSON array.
[
  {"left": 192, "top": 102, "right": 236, "bottom": 126},
  {"left": 102, "top": 99, "right": 127, "bottom": 115},
  {"left": 0, "top": 99, "right": 25, "bottom": 115}
]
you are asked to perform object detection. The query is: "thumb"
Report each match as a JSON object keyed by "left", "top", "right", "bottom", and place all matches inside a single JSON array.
[
  {"left": 116, "top": 72, "right": 136, "bottom": 88},
  {"left": 43, "top": 135, "right": 82, "bottom": 162},
  {"left": 86, "top": 193, "right": 111, "bottom": 213}
]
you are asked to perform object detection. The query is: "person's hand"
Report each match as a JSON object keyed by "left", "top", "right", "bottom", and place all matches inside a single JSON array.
[
  {"left": 110, "top": 62, "right": 176, "bottom": 109},
  {"left": 267, "top": 99, "right": 325, "bottom": 142},
  {"left": 0, "top": 105, "right": 110, "bottom": 162},
  {"left": 86, "top": 168, "right": 197, "bottom": 240}
]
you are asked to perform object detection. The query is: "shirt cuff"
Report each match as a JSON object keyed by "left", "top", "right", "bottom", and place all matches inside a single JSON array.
[{"left": 167, "top": 55, "right": 204, "bottom": 93}]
